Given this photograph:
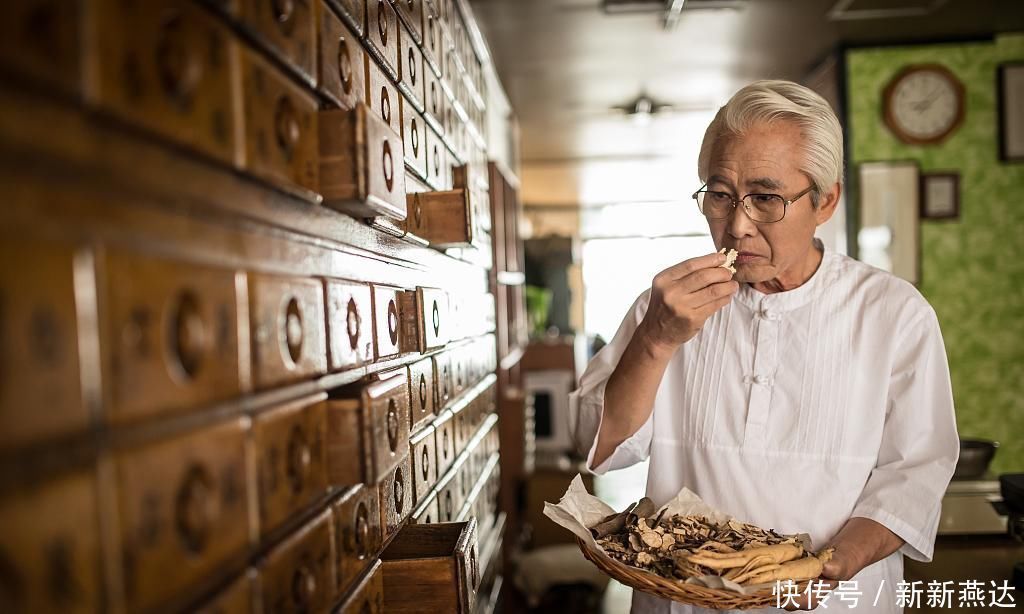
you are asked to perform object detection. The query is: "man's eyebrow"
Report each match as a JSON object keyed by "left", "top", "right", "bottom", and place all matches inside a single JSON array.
[
  {"left": 747, "top": 177, "right": 785, "bottom": 191},
  {"left": 707, "top": 175, "right": 735, "bottom": 189}
]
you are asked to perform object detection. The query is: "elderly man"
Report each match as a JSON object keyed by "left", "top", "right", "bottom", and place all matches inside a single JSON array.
[{"left": 569, "top": 80, "right": 959, "bottom": 613}]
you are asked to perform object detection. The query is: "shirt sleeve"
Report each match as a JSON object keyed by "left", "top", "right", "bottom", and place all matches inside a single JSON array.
[
  {"left": 567, "top": 289, "right": 656, "bottom": 475},
  {"left": 850, "top": 306, "right": 959, "bottom": 562}
]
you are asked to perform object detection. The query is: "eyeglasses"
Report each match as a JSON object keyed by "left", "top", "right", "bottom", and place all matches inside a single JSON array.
[{"left": 692, "top": 183, "right": 815, "bottom": 224}]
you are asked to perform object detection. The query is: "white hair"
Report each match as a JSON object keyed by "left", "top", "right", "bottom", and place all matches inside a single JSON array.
[{"left": 697, "top": 80, "right": 844, "bottom": 207}]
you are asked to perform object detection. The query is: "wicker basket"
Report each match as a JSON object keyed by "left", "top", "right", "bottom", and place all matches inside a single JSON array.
[{"left": 577, "top": 537, "right": 810, "bottom": 610}]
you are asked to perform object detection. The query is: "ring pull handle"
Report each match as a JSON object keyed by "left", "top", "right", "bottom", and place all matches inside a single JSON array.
[
  {"left": 431, "top": 300, "right": 440, "bottom": 337},
  {"left": 337, "top": 39, "right": 354, "bottom": 95},
  {"left": 284, "top": 297, "right": 303, "bottom": 364},
  {"left": 382, "top": 139, "right": 395, "bottom": 192},
  {"left": 387, "top": 298, "right": 399, "bottom": 346},
  {"left": 174, "top": 465, "right": 214, "bottom": 553},
  {"left": 393, "top": 467, "right": 405, "bottom": 513},
  {"left": 386, "top": 398, "right": 399, "bottom": 452},
  {"left": 346, "top": 297, "right": 360, "bottom": 351},
  {"left": 418, "top": 373, "right": 428, "bottom": 410},
  {"left": 377, "top": 1, "right": 388, "bottom": 46},
  {"left": 274, "top": 96, "right": 301, "bottom": 161},
  {"left": 286, "top": 425, "right": 311, "bottom": 494}
]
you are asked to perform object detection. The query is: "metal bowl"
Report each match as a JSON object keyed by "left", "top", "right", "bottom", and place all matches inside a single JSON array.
[{"left": 954, "top": 438, "right": 999, "bottom": 479}]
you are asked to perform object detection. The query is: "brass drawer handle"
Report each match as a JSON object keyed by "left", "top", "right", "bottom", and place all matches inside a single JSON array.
[
  {"left": 377, "top": 0, "right": 388, "bottom": 46},
  {"left": 346, "top": 297, "right": 360, "bottom": 351},
  {"left": 284, "top": 297, "right": 304, "bottom": 364},
  {"left": 410, "top": 118, "right": 419, "bottom": 157},
  {"left": 393, "top": 467, "right": 405, "bottom": 514},
  {"left": 418, "top": 373, "right": 427, "bottom": 410},
  {"left": 407, "top": 46, "right": 417, "bottom": 86},
  {"left": 272, "top": 0, "right": 296, "bottom": 33},
  {"left": 444, "top": 489, "right": 452, "bottom": 520},
  {"left": 354, "top": 500, "right": 371, "bottom": 558},
  {"left": 420, "top": 444, "right": 430, "bottom": 481},
  {"left": 175, "top": 465, "right": 214, "bottom": 553},
  {"left": 386, "top": 297, "right": 399, "bottom": 345},
  {"left": 337, "top": 39, "right": 354, "bottom": 95},
  {"left": 274, "top": 96, "right": 301, "bottom": 161},
  {"left": 431, "top": 300, "right": 440, "bottom": 337},
  {"left": 286, "top": 425, "right": 311, "bottom": 494},
  {"left": 432, "top": 143, "right": 441, "bottom": 177},
  {"left": 382, "top": 139, "right": 395, "bottom": 193},
  {"left": 156, "top": 13, "right": 201, "bottom": 108},
  {"left": 291, "top": 563, "right": 317, "bottom": 609},
  {"left": 171, "top": 290, "right": 206, "bottom": 379},
  {"left": 441, "top": 427, "right": 450, "bottom": 460},
  {"left": 386, "top": 398, "right": 399, "bottom": 452}
]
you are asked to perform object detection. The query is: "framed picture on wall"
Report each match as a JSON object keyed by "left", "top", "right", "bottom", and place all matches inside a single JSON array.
[
  {"left": 921, "top": 172, "right": 960, "bottom": 220},
  {"left": 998, "top": 62, "right": 1024, "bottom": 162},
  {"left": 857, "top": 160, "right": 920, "bottom": 285}
]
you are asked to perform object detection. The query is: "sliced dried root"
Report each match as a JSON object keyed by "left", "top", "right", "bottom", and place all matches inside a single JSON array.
[
  {"left": 687, "top": 543, "right": 804, "bottom": 570},
  {"left": 742, "top": 547, "right": 835, "bottom": 585}
]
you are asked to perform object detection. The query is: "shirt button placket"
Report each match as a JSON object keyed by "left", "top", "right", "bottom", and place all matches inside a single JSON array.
[{"left": 743, "top": 298, "right": 780, "bottom": 445}]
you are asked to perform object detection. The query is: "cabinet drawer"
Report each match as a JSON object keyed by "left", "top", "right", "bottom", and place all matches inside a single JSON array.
[
  {"left": 336, "top": 559, "right": 384, "bottom": 614},
  {"left": 381, "top": 520, "right": 479, "bottom": 614},
  {"left": 435, "top": 468, "right": 458, "bottom": 524},
  {"left": 405, "top": 188, "right": 473, "bottom": 247},
  {"left": 433, "top": 409, "right": 455, "bottom": 477},
  {"left": 412, "top": 490, "right": 438, "bottom": 524},
  {"left": 422, "top": 4, "right": 443, "bottom": 76},
  {"left": 364, "top": 0, "right": 399, "bottom": 80},
  {"left": 103, "top": 249, "right": 241, "bottom": 424},
  {"left": 378, "top": 451, "right": 412, "bottom": 541},
  {"left": 0, "top": 471, "right": 101, "bottom": 614},
  {"left": 237, "top": 0, "right": 316, "bottom": 82},
  {"left": 258, "top": 509, "right": 335, "bottom": 614},
  {"left": 318, "top": 1, "right": 366, "bottom": 110},
  {"left": 423, "top": 64, "right": 445, "bottom": 133},
  {"left": 364, "top": 56, "right": 401, "bottom": 135},
  {"left": 332, "top": 485, "right": 382, "bottom": 596},
  {"left": 326, "top": 368, "right": 410, "bottom": 485},
  {"left": 325, "top": 280, "right": 373, "bottom": 371},
  {"left": 407, "top": 357, "right": 435, "bottom": 430},
  {"left": 240, "top": 48, "right": 319, "bottom": 195},
  {"left": 194, "top": 570, "right": 258, "bottom": 614},
  {"left": 409, "top": 425, "right": 436, "bottom": 506},
  {"left": 249, "top": 273, "right": 327, "bottom": 389},
  {"left": 398, "top": 286, "right": 449, "bottom": 353},
  {"left": 319, "top": 104, "right": 407, "bottom": 219},
  {"left": 254, "top": 397, "right": 328, "bottom": 535},
  {"left": 326, "top": 0, "right": 365, "bottom": 35},
  {"left": 116, "top": 418, "right": 251, "bottom": 611},
  {"left": 393, "top": 0, "right": 424, "bottom": 45},
  {"left": 0, "top": 238, "right": 88, "bottom": 448},
  {"left": 398, "top": 21, "right": 425, "bottom": 112},
  {"left": 425, "top": 123, "right": 449, "bottom": 190},
  {"left": 86, "top": 0, "right": 240, "bottom": 165},
  {"left": 370, "top": 284, "right": 406, "bottom": 359},
  {"left": 399, "top": 96, "right": 427, "bottom": 180},
  {"left": 0, "top": 0, "right": 81, "bottom": 95},
  {"left": 401, "top": 97, "right": 430, "bottom": 184},
  {"left": 432, "top": 351, "right": 453, "bottom": 409}
]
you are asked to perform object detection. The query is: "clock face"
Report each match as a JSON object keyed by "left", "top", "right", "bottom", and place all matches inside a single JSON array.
[{"left": 885, "top": 66, "right": 964, "bottom": 144}]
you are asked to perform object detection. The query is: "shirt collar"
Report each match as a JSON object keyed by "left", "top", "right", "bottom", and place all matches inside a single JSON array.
[{"left": 733, "top": 238, "right": 836, "bottom": 314}]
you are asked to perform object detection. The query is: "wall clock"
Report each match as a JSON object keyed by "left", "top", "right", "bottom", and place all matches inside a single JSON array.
[{"left": 883, "top": 64, "right": 965, "bottom": 145}]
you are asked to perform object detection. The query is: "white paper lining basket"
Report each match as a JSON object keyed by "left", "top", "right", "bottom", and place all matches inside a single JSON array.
[{"left": 544, "top": 475, "right": 813, "bottom": 610}]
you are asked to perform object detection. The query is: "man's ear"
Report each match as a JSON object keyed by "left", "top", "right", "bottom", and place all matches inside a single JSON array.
[{"left": 814, "top": 182, "right": 841, "bottom": 226}]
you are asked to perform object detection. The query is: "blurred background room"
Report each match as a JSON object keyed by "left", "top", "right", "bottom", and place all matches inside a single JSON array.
[{"left": 0, "top": 0, "right": 1022, "bottom": 613}]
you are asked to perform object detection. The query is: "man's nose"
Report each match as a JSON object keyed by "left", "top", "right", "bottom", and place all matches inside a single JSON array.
[{"left": 727, "top": 202, "right": 758, "bottom": 238}]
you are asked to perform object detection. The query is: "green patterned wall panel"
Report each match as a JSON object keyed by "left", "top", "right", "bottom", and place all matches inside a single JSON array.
[{"left": 847, "top": 34, "right": 1024, "bottom": 475}]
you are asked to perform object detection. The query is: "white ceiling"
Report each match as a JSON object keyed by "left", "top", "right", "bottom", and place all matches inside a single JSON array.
[{"left": 470, "top": 0, "right": 1024, "bottom": 207}]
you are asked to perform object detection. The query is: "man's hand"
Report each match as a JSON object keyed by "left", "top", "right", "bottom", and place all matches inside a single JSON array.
[
  {"left": 638, "top": 251, "right": 739, "bottom": 357},
  {"left": 783, "top": 517, "right": 904, "bottom": 610}
]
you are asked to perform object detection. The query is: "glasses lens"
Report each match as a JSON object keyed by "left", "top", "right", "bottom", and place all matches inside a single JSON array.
[
  {"left": 745, "top": 194, "right": 786, "bottom": 222},
  {"left": 697, "top": 191, "right": 733, "bottom": 219}
]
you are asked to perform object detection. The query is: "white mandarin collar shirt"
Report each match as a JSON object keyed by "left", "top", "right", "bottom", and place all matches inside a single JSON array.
[{"left": 569, "top": 243, "right": 959, "bottom": 614}]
